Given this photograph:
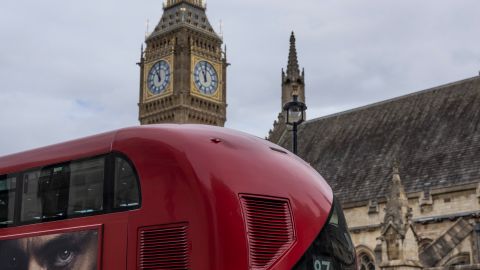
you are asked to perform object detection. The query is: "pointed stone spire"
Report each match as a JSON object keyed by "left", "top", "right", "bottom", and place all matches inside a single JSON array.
[
  {"left": 379, "top": 162, "right": 422, "bottom": 270},
  {"left": 383, "top": 161, "right": 409, "bottom": 233},
  {"left": 277, "top": 31, "right": 306, "bottom": 124},
  {"left": 286, "top": 31, "right": 300, "bottom": 79}
]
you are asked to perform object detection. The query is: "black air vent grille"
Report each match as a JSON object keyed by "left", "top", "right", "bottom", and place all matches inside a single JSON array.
[
  {"left": 241, "top": 195, "right": 295, "bottom": 269},
  {"left": 138, "top": 223, "right": 190, "bottom": 270}
]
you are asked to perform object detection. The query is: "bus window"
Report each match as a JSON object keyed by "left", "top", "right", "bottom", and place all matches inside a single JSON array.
[
  {"left": 113, "top": 156, "right": 139, "bottom": 208},
  {"left": 21, "top": 165, "right": 70, "bottom": 222},
  {"left": 68, "top": 157, "right": 105, "bottom": 215},
  {"left": 0, "top": 176, "right": 16, "bottom": 226},
  {"left": 21, "top": 157, "right": 106, "bottom": 223}
]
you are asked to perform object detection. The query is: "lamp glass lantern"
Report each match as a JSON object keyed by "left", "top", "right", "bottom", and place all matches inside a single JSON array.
[
  {"left": 283, "top": 95, "right": 307, "bottom": 126},
  {"left": 282, "top": 94, "right": 307, "bottom": 154}
]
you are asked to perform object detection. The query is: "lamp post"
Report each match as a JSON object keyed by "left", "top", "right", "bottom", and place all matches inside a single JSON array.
[{"left": 283, "top": 94, "right": 307, "bottom": 154}]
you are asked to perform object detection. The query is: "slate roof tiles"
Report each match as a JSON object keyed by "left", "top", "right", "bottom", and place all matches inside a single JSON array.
[{"left": 279, "top": 76, "right": 480, "bottom": 205}]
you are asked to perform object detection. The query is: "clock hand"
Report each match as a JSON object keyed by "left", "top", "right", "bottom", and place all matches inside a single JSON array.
[
  {"left": 156, "top": 69, "right": 162, "bottom": 82},
  {"left": 202, "top": 70, "right": 207, "bottom": 83},
  {"left": 202, "top": 63, "right": 208, "bottom": 83}
]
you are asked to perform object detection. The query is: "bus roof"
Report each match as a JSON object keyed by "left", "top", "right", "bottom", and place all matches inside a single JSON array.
[
  {"left": 0, "top": 129, "right": 117, "bottom": 175},
  {"left": 0, "top": 125, "right": 275, "bottom": 175}
]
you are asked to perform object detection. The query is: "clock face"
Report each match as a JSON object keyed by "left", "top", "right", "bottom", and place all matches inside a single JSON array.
[
  {"left": 147, "top": 60, "right": 171, "bottom": 95},
  {"left": 193, "top": 61, "right": 218, "bottom": 95}
]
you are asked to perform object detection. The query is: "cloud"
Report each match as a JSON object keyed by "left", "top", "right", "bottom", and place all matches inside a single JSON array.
[{"left": 1, "top": 0, "right": 480, "bottom": 155}]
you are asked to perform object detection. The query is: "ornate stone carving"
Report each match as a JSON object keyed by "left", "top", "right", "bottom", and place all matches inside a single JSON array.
[{"left": 380, "top": 164, "right": 422, "bottom": 270}]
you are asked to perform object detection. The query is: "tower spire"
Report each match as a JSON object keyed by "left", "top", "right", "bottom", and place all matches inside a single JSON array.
[
  {"left": 269, "top": 31, "right": 306, "bottom": 142},
  {"left": 286, "top": 31, "right": 300, "bottom": 79},
  {"left": 280, "top": 31, "right": 305, "bottom": 116}
]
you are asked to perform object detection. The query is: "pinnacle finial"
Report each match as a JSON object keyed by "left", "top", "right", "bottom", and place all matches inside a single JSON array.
[
  {"left": 392, "top": 159, "right": 400, "bottom": 175},
  {"left": 286, "top": 31, "right": 300, "bottom": 79},
  {"left": 391, "top": 159, "right": 403, "bottom": 187}
]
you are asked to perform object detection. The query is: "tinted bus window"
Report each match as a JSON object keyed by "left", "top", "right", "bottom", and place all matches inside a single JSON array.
[
  {"left": 0, "top": 176, "right": 16, "bottom": 226},
  {"left": 4, "top": 154, "right": 139, "bottom": 226},
  {"left": 21, "top": 157, "right": 106, "bottom": 222},
  {"left": 113, "top": 156, "right": 139, "bottom": 208},
  {"left": 21, "top": 166, "right": 69, "bottom": 222},
  {"left": 68, "top": 157, "right": 105, "bottom": 215}
]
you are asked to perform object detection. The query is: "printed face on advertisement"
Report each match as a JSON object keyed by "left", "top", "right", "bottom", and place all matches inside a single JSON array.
[{"left": 0, "top": 230, "right": 98, "bottom": 270}]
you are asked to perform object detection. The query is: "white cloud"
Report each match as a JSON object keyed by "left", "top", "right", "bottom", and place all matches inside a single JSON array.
[{"left": 1, "top": 0, "right": 480, "bottom": 155}]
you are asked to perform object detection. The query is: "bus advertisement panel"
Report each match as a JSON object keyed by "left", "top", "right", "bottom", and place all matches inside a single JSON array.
[{"left": 0, "top": 227, "right": 100, "bottom": 269}]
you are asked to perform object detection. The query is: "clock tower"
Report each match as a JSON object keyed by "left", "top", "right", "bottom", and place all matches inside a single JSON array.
[{"left": 138, "top": 0, "right": 227, "bottom": 126}]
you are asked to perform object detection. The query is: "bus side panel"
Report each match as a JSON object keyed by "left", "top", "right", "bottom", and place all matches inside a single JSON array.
[
  {"left": 101, "top": 214, "right": 129, "bottom": 270},
  {"left": 114, "top": 134, "right": 220, "bottom": 270}
]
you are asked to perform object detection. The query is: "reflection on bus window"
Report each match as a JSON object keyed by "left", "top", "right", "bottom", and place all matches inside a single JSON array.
[
  {"left": 21, "top": 157, "right": 105, "bottom": 222},
  {"left": 68, "top": 158, "right": 104, "bottom": 215},
  {"left": 21, "top": 168, "right": 69, "bottom": 222},
  {"left": 114, "top": 157, "right": 139, "bottom": 208},
  {"left": 0, "top": 176, "right": 16, "bottom": 226}
]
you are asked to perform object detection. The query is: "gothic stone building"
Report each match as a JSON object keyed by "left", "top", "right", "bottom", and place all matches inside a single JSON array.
[
  {"left": 138, "top": 0, "right": 228, "bottom": 126},
  {"left": 269, "top": 35, "right": 480, "bottom": 269}
]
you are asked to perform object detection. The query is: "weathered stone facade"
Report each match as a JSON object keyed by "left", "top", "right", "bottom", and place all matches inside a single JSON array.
[
  {"left": 138, "top": 0, "right": 228, "bottom": 126},
  {"left": 269, "top": 35, "right": 480, "bottom": 269},
  {"left": 346, "top": 182, "right": 480, "bottom": 269}
]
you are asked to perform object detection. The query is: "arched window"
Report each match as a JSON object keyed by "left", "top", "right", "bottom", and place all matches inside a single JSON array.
[
  {"left": 358, "top": 252, "right": 376, "bottom": 270},
  {"left": 418, "top": 238, "right": 433, "bottom": 253},
  {"left": 113, "top": 156, "right": 140, "bottom": 209},
  {"left": 445, "top": 253, "right": 470, "bottom": 267}
]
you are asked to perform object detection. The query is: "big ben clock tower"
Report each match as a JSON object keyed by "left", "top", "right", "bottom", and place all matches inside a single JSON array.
[{"left": 138, "top": 0, "right": 227, "bottom": 126}]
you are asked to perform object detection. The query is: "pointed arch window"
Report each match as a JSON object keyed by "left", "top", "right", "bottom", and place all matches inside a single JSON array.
[{"left": 358, "top": 252, "right": 376, "bottom": 270}]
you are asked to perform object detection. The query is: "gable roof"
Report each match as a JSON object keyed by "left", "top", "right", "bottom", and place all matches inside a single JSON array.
[{"left": 279, "top": 76, "right": 480, "bottom": 205}]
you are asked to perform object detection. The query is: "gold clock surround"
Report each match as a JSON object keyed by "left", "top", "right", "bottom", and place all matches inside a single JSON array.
[
  {"left": 143, "top": 55, "right": 174, "bottom": 101},
  {"left": 190, "top": 54, "right": 223, "bottom": 102}
]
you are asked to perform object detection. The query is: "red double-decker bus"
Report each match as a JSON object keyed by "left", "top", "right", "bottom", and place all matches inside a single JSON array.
[{"left": 0, "top": 125, "right": 356, "bottom": 270}]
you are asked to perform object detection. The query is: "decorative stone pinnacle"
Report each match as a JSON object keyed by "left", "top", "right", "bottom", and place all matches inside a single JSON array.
[
  {"left": 392, "top": 158, "right": 401, "bottom": 175},
  {"left": 286, "top": 31, "right": 300, "bottom": 79}
]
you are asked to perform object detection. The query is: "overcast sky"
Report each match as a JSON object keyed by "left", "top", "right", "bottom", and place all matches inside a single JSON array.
[{"left": 1, "top": 0, "right": 480, "bottom": 156}]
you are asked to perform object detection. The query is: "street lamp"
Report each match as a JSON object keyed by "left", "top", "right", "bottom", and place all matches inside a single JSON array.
[{"left": 283, "top": 94, "right": 307, "bottom": 154}]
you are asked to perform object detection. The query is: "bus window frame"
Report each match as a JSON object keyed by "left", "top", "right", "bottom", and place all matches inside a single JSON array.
[
  {"left": 0, "top": 174, "right": 19, "bottom": 228},
  {"left": 109, "top": 151, "right": 143, "bottom": 214},
  {"left": 18, "top": 156, "right": 105, "bottom": 226},
  {"left": 0, "top": 152, "right": 142, "bottom": 228}
]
